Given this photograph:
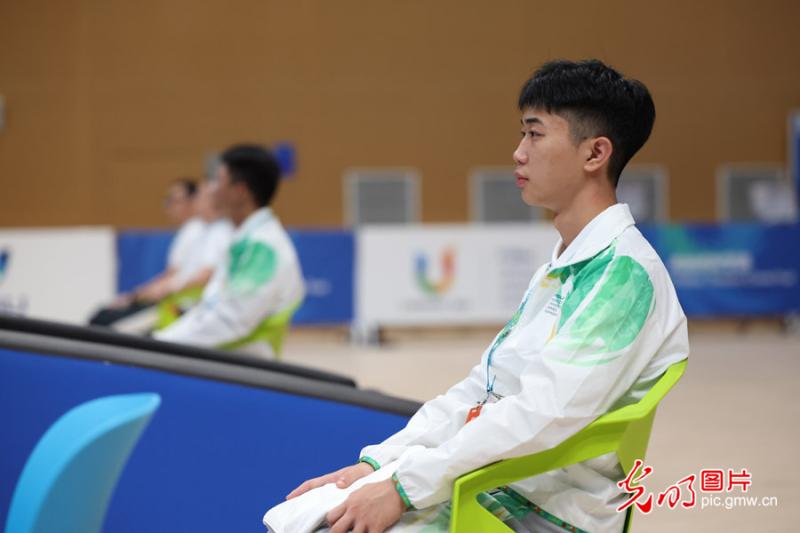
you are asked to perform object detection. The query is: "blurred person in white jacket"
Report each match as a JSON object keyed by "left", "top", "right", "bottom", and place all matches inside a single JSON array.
[
  {"left": 285, "top": 60, "right": 688, "bottom": 533},
  {"left": 90, "top": 178, "right": 205, "bottom": 326},
  {"left": 147, "top": 181, "right": 234, "bottom": 303},
  {"left": 154, "top": 144, "right": 305, "bottom": 358}
]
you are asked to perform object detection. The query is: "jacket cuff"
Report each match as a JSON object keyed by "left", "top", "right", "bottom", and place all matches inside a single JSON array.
[
  {"left": 392, "top": 450, "right": 453, "bottom": 509},
  {"left": 391, "top": 473, "right": 414, "bottom": 510},
  {"left": 358, "top": 456, "right": 381, "bottom": 471},
  {"left": 359, "top": 444, "right": 407, "bottom": 468}
]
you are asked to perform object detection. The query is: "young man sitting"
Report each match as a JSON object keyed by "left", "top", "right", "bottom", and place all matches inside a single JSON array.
[
  {"left": 155, "top": 144, "right": 305, "bottom": 358},
  {"left": 280, "top": 59, "right": 688, "bottom": 533}
]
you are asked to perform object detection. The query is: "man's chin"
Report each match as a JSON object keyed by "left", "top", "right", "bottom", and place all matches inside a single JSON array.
[{"left": 520, "top": 193, "right": 543, "bottom": 209}]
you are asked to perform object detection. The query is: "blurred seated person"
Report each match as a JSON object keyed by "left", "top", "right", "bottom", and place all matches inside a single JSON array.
[
  {"left": 89, "top": 178, "right": 232, "bottom": 327},
  {"left": 150, "top": 181, "right": 235, "bottom": 325},
  {"left": 154, "top": 144, "right": 305, "bottom": 358}
]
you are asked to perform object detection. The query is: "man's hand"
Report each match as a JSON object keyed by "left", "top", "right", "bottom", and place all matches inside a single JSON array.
[
  {"left": 136, "top": 278, "right": 173, "bottom": 303},
  {"left": 286, "top": 462, "right": 374, "bottom": 500},
  {"left": 326, "top": 479, "right": 405, "bottom": 533},
  {"left": 110, "top": 293, "right": 134, "bottom": 309}
]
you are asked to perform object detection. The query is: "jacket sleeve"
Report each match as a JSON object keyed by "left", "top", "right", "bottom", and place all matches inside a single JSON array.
[
  {"left": 359, "top": 360, "right": 486, "bottom": 468},
  {"left": 154, "top": 239, "right": 286, "bottom": 347},
  {"left": 392, "top": 255, "right": 670, "bottom": 508},
  {"left": 359, "top": 266, "right": 547, "bottom": 469}
]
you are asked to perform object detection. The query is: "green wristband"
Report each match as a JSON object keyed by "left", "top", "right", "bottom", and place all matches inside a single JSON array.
[
  {"left": 359, "top": 456, "right": 381, "bottom": 471},
  {"left": 391, "top": 473, "right": 414, "bottom": 510}
]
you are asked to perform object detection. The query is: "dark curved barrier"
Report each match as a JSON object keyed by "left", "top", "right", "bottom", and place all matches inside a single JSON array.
[
  {"left": 0, "top": 314, "right": 356, "bottom": 387},
  {"left": 0, "top": 316, "right": 421, "bottom": 532}
]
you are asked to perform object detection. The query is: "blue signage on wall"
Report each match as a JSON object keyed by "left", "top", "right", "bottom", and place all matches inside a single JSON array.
[
  {"left": 117, "top": 223, "right": 799, "bottom": 321},
  {"left": 288, "top": 229, "right": 353, "bottom": 325},
  {"left": 791, "top": 111, "right": 800, "bottom": 212},
  {"left": 640, "top": 223, "right": 800, "bottom": 317},
  {"left": 117, "top": 231, "right": 174, "bottom": 293},
  {"left": 117, "top": 228, "right": 354, "bottom": 325}
]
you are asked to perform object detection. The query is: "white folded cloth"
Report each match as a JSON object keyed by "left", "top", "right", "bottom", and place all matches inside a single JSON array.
[{"left": 263, "top": 447, "right": 423, "bottom": 533}]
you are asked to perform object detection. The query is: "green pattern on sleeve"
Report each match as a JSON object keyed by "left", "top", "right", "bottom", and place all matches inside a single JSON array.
[
  {"left": 557, "top": 245, "right": 616, "bottom": 331},
  {"left": 227, "top": 239, "right": 277, "bottom": 293},
  {"left": 554, "top": 253, "right": 654, "bottom": 362}
]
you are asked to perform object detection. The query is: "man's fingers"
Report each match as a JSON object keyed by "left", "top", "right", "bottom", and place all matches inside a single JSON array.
[
  {"left": 326, "top": 502, "right": 348, "bottom": 531},
  {"left": 287, "top": 464, "right": 369, "bottom": 499},
  {"left": 285, "top": 480, "right": 310, "bottom": 499},
  {"left": 286, "top": 477, "right": 323, "bottom": 499},
  {"left": 336, "top": 463, "right": 372, "bottom": 488},
  {"left": 336, "top": 471, "right": 358, "bottom": 488},
  {"left": 285, "top": 487, "right": 304, "bottom": 500}
]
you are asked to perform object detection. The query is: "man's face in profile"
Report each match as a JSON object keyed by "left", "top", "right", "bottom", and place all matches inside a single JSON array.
[
  {"left": 513, "top": 107, "right": 587, "bottom": 212},
  {"left": 209, "top": 163, "right": 240, "bottom": 216},
  {"left": 193, "top": 182, "right": 219, "bottom": 221},
  {"left": 164, "top": 184, "right": 193, "bottom": 224}
]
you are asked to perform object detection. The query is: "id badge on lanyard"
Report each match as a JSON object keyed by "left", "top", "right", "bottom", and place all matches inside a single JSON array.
[{"left": 465, "top": 289, "right": 530, "bottom": 424}]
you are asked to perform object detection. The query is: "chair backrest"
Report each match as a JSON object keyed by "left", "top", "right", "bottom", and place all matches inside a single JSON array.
[
  {"left": 5, "top": 393, "right": 161, "bottom": 533},
  {"left": 602, "top": 359, "right": 687, "bottom": 424},
  {"left": 449, "top": 359, "right": 687, "bottom": 533},
  {"left": 220, "top": 300, "right": 302, "bottom": 358},
  {"left": 604, "top": 358, "right": 687, "bottom": 474}
]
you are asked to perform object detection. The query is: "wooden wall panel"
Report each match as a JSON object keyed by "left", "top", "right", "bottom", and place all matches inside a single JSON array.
[{"left": 1, "top": 0, "right": 798, "bottom": 227}]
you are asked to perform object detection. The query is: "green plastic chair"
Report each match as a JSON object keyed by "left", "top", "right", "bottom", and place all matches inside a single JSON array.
[
  {"left": 449, "top": 359, "right": 687, "bottom": 533},
  {"left": 155, "top": 286, "right": 205, "bottom": 329},
  {"left": 219, "top": 301, "right": 301, "bottom": 359}
]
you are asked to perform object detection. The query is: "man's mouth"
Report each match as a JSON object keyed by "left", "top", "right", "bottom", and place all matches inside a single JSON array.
[{"left": 514, "top": 172, "right": 529, "bottom": 188}]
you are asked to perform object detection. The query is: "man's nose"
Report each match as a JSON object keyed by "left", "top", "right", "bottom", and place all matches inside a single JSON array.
[{"left": 513, "top": 141, "right": 527, "bottom": 165}]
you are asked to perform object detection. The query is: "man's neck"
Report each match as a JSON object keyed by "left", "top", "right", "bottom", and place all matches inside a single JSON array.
[
  {"left": 231, "top": 204, "right": 259, "bottom": 227},
  {"left": 552, "top": 186, "right": 617, "bottom": 256},
  {"left": 176, "top": 215, "right": 193, "bottom": 226}
]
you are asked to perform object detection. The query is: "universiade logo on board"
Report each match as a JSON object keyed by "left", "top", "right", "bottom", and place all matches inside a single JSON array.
[
  {"left": 0, "top": 249, "right": 9, "bottom": 284},
  {"left": 414, "top": 248, "right": 456, "bottom": 295},
  {"left": 0, "top": 248, "right": 28, "bottom": 316}
]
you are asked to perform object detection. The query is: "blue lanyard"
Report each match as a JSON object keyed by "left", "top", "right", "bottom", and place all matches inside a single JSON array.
[{"left": 484, "top": 290, "right": 531, "bottom": 399}]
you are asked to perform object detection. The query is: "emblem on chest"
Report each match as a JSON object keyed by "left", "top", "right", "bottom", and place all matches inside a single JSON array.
[{"left": 544, "top": 292, "right": 564, "bottom": 317}]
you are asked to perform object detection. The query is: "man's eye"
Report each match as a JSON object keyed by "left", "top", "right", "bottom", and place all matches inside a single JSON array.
[{"left": 529, "top": 131, "right": 542, "bottom": 137}]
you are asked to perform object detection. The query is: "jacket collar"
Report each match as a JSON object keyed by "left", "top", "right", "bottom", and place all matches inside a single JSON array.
[
  {"left": 235, "top": 207, "right": 273, "bottom": 238},
  {"left": 548, "top": 203, "right": 635, "bottom": 270}
]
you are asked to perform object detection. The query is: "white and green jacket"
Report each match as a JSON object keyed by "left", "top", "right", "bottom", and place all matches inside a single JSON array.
[
  {"left": 155, "top": 208, "right": 305, "bottom": 357},
  {"left": 360, "top": 204, "right": 688, "bottom": 533}
]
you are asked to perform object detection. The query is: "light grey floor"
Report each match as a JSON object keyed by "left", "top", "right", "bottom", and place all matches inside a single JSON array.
[{"left": 282, "top": 322, "right": 799, "bottom": 532}]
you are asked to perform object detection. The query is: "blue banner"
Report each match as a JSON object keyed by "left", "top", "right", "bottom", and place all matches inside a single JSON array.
[
  {"left": 117, "top": 230, "right": 174, "bottom": 293},
  {"left": 640, "top": 223, "right": 800, "bottom": 317},
  {"left": 116, "top": 228, "right": 354, "bottom": 324},
  {"left": 289, "top": 229, "right": 354, "bottom": 325},
  {"left": 792, "top": 111, "right": 800, "bottom": 211},
  {"left": 118, "top": 224, "right": 799, "bottom": 320}
]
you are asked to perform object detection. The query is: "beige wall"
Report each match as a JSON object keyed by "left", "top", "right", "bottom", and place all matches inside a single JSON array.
[{"left": 1, "top": 0, "right": 798, "bottom": 227}]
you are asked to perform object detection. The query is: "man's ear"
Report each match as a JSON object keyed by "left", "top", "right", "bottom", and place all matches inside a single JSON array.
[
  {"left": 233, "top": 179, "right": 249, "bottom": 197},
  {"left": 583, "top": 136, "right": 613, "bottom": 174}
]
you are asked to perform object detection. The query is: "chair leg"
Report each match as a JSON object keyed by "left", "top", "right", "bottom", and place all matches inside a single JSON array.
[{"left": 622, "top": 506, "right": 632, "bottom": 532}]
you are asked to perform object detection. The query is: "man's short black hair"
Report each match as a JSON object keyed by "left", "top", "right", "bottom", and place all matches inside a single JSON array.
[
  {"left": 518, "top": 59, "right": 655, "bottom": 186},
  {"left": 221, "top": 144, "right": 282, "bottom": 207},
  {"left": 174, "top": 177, "right": 198, "bottom": 198}
]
